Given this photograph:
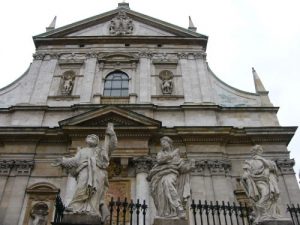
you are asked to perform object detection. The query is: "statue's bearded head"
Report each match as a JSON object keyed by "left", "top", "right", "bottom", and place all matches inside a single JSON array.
[
  {"left": 251, "top": 145, "right": 263, "bottom": 156},
  {"left": 86, "top": 134, "right": 99, "bottom": 147},
  {"left": 160, "top": 136, "right": 174, "bottom": 150}
]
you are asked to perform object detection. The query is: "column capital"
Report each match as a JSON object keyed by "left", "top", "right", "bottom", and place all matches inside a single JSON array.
[
  {"left": 207, "top": 159, "right": 231, "bottom": 176},
  {"left": 276, "top": 158, "right": 295, "bottom": 175},
  {"left": 139, "top": 51, "right": 153, "bottom": 59},
  {"left": 32, "top": 53, "right": 45, "bottom": 60},
  {"left": 133, "top": 156, "right": 154, "bottom": 174},
  {"left": 0, "top": 160, "right": 15, "bottom": 176},
  {"left": 15, "top": 160, "right": 34, "bottom": 176},
  {"left": 177, "top": 52, "right": 188, "bottom": 59}
]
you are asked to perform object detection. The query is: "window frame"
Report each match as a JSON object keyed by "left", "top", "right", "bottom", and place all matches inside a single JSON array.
[{"left": 103, "top": 71, "right": 129, "bottom": 97}]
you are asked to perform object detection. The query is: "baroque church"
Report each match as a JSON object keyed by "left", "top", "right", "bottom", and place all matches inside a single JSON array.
[{"left": 0, "top": 2, "right": 299, "bottom": 225}]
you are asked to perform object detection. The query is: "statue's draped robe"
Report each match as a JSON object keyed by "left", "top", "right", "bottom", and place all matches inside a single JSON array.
[
  {"left": 148, "top": 149, "right": 191, "bottom": 218},
  {"left": 241, "top": 156, "right": 280, "bottom": 222},
  {"left": 61, "top": 135, "right": 117, "bottom": 219}
]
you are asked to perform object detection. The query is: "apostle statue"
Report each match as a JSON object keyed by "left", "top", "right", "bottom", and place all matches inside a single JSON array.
[
  {"left": 52, "top": 123, "right": 117, "bottom": 222},
  {"left": 241, "top": 145, "right": 281, "bottom": 223},
  {"left": 147, "top": 136, "right": 194, "bottom": 219}
]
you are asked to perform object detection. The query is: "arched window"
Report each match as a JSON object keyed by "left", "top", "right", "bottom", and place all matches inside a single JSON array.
[{"left": 103, "top": 71, "right": 129, "bottom": 97}]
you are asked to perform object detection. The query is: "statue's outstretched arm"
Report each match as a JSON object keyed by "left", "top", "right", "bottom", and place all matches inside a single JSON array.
[
  {"left": 104, "top": 123, "right": 118, "bottom": 157},
  {"left": 52, "top": 149, "right": 81, "bottom": 170}
]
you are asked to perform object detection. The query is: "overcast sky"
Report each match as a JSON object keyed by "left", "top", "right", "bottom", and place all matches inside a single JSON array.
[{"left": 0, "top": 0, "right": 299, "bottom": 178}]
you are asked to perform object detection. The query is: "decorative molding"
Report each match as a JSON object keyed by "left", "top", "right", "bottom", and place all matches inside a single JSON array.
[
  {"left": 15, "top": 160, "right": 35, "bottom": 176},
  {"left": 192, "top": 159, "right": 231, "bottom": 175},
  {"left": 0, "top": 160, "right": 14, "bottom": 176},
  {"left": 193, "top": 52, "right": 206, "bottom": 60},
  {"left": 177, "top": 53, "right": 188, "bottom": 59},
  {"left": 32, "top": 53, "right": 45, "bottom": 60},
  {"left": 50, "top": 53, "right": 60, "bottom": 59},
  {"left": 207, "top": 159, "right": 231, "bottom": 175},
  {"left": 139, "top": 51, "right": 153, "bottom": 59},
  {"left": 275, "top": 158, "right": 295, "bottom": 174},
  {"left": 133, "top": 156, "right": 154, "bottom": 173},
  {"left": 86, "top": 52, "right": 98, "bottom": 58},
  {"left": 194, "top": 160, "right": 206, "bottom": 173},
  {"left": 109, "top": 11, "right": 134, "bottom": 35}
]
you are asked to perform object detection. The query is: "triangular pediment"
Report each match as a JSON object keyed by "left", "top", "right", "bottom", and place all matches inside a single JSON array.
[
  {"left": 59, "top": 106, "right": 161, "bottom": 128},
  {"left": 34, "top": 7, "right": 207, "bottom": 39}
]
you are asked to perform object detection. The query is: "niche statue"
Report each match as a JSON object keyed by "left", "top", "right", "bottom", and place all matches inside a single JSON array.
[
  {"left": 241, "top": 145, "right": 281, "bottom": 224},
  {"left": 52, "top": 123, "right": 117, "bottom": 222},
  {"left": 147, "top": 136, "right": 194, "bottom": 219}
]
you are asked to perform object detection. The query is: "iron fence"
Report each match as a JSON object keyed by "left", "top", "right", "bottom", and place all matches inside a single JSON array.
[
  {"left": 287, "top": 204, "right": 300, "bottom": 225},
  {"left": 53, "top": 193, "right": 147, "bottom": 225},
  {"left": 190, "top": 200, "right": 253, "bottom": 225}
]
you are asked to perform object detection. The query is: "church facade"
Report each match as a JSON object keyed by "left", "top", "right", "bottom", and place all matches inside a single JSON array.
[{"left": 0, "top": 3, "right": 299, "bottom": 225}]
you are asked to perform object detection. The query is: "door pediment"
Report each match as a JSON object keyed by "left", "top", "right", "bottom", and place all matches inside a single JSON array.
[{"left": 59, "top": 105, "right": 161, "bottom": 129}]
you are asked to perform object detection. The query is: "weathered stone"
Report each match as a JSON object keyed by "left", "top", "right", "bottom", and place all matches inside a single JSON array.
[
  {"left": 257, "top": 219, "right": 293, "bottom": 225},
  {"left": 153, "top": 218, "right": 188, "bottom": 225}
]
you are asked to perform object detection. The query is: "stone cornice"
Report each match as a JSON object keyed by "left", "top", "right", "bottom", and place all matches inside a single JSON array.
[
  {"left": 33, "top": 36, "right": 207, "bottom": 48},
  {"left": 0, "top": 104, "right": 280, "bottom": 113},
  {"left": 0, "top": 126, "right": 296, "bottom": 145}
]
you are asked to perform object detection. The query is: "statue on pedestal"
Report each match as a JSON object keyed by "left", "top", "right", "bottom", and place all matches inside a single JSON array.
[
  {"left": 52, "top": 123, "right": 117, "bottom": 223},
  {"left": 147, "top": 136, "right": 194, "bottom": 219},
  {"left": 241, "top": 145, "right": 281, "bottom": 224}
]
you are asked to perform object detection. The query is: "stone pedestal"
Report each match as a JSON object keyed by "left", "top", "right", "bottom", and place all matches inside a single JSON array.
[
  {"left": 257, "top": 219, "right": 293, "bottom": 225},
  {"left": 153, "top": 218, "right": 188, "bottom": 225},
  {"left": 52, "top": 214, "right": 102, "bottom": 225}
]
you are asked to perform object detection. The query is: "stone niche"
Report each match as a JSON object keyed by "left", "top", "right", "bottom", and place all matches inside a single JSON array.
[{"left": 22, "top": 182, "right": 59, "bottom": 225}]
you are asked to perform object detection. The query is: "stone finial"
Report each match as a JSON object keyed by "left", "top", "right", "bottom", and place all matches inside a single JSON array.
[
  {"left": 46, "top": 16, "right": 57, "bottom": 32},
  {"left": 252, "top": 67, "right": 268, "bottom": 94},
  {"left": 188, "top": 16, "right": 197, "bottom": 32},
  {"left": 118, "top": 2, "right": 130, "bottom": 9},
  {"left": 252, "top": 67, "right": 273, "bottom": 106}
]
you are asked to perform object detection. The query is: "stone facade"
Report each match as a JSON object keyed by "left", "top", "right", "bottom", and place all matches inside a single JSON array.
[{"left": 0, "top": 3, "right": 299, "bottom": 225}]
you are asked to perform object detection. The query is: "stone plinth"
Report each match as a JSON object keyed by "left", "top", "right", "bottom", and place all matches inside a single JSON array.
[
  {"left": 257, "top": 219, "right": 293, "bottom": 225},
  {"left": 153, "top": 218, "right": 188, "bottom": 225},
  {"left": 52, "top": 214, "right": 102, "bottom": 225}
]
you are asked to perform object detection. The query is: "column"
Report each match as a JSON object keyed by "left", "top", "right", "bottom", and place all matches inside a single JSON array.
[
  {"left": 134, "top": 156, "right": 152, "bottom": 225},
  {"left": 194, "top": 52, "right": 215, "bottom": 103},
  {"left": 178, "top": 53, "right": 193, "bottom": 102},
  {"left": 276, "top": 159, "right": 300, "bottom": 214},
  {"left": 207, "top": 160, "right": 233, "bottom": 202},
  {"left": 30, "top": 53, "right": 58, "bottom": 104},
  {"left": 1, "top": 160, "right": 34, "bottom": 225},
  {"left": 0, "top": 160, "right": 14, "bottom": 202},
  {"left": 138, "top": 52, "right": 151, "bottom": 103},
  {"left": 80, "top": 52, "right": 97, "bottom": 103}
]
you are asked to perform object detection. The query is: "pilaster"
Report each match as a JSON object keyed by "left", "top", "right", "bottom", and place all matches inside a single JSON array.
[
  {"left": 80, "top": 53, "right": 97, "bottom": 103},
  {"left": 138, "top": 52, "right": 152, "bottom": 103}
]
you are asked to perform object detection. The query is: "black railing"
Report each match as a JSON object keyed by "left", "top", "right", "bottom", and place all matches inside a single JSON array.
[
  {"left": 53, "top": 194, "right": 148, "bottom": 225},
  {"left": 109, "top": 197, "right": 147, "bottom": 225},
  {"left": 287, "top": 204, "right": 300, "bottom": 225},
  {"left": 53, "top": 191, "right": 65, "bottom": 223},
  {"left": 191, "top": 200, "right": 253, "bottom": 225}
]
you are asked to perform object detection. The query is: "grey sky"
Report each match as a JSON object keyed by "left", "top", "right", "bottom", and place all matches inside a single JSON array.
[{"left": 0, "top": 0, "right": 299, "bottom": 178}]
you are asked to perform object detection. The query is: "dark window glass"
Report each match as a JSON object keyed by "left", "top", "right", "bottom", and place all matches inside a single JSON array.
[{"left": 103, "top": 71, "right": 129, "bottom": 97}]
